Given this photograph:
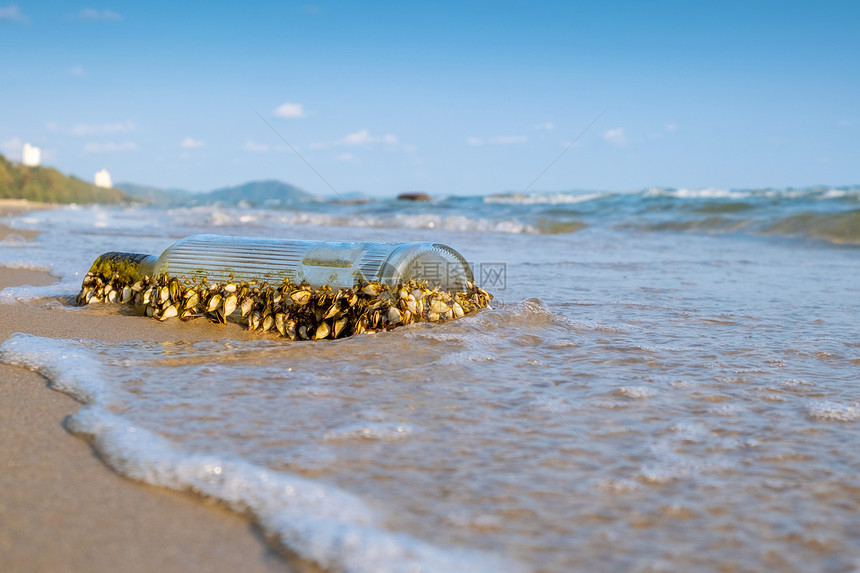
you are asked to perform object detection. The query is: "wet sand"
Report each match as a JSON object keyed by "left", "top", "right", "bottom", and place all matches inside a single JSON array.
[
  {"left": 0, "top": 255, "right": 294, "bottom": 570},
  {"left": 1, "top": 199, "right": 52, "bottom": 243}
]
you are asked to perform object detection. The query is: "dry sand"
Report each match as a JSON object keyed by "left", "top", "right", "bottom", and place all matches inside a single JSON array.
[{"left": 0, "top": 199, "right": 295, "bottom": 572}]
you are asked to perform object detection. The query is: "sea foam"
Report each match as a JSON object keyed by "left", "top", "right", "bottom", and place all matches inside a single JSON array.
[
  {"left": 0, "top": 280, "right": 80, "bottom": 304},
  {"left": 0, "top": 333, "right": 523, "bottom": 573},
  {"left": 807, "top": 400, "right": 860, "bottom": 422}
]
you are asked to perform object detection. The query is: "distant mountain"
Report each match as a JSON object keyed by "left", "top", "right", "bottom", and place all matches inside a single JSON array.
[
  {"left": 205, "top": 180, "right": 317, "bottom": 206},
  {"left": 115, "top": 183, "right": 193, "bottom": 206},
  {"left": 0, "top": 153, "right": 131, "bottom": 204},
  {"left": 116, "top": 179, "right": 318, "bottom": 207}
]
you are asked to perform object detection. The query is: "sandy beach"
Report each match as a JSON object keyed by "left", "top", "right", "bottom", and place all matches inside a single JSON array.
[{"left": 0, "top": 201, "right": 293, "bottom": 572}]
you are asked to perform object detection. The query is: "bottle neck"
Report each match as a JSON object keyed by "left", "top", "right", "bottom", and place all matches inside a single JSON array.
[{"left": 87, "top": 252, "right": 158, "bottom": 282}]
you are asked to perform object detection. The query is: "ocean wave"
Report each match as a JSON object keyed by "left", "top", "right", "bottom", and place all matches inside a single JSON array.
[
  {"left": 764, "top": 210, "right": 860, "bottom": 245},
  {"left": 401, "top": 299, "right": 623, "bottom": 349},
  {"left": 619, "top": 217, "right": 755, "bottom": 234},
  {"left": 167, "top": 204, "right": 584, "bottom": 235},
  {"left": 615, "top": 208, "right": 860, "bottom": 246},
  {"left": 642, "top": 186, "right": 860, "bottom": 202},
  {"left": 483, "top": 191, "right": 608, "bottom": 205},
  {"left": 807, "top": 400, "right": 860, "bottom": 422},
  {"left": 0, "top": 333, "right": 521, "bottom": 573},
  {"left": 644, "top": 187, "right": 751, "bottom": 200},
  {"left": 396, "top": 300, "right": 569, "bottom": 366},
  {"left": 154, "top": 185, "right": 860, "bottom": 242},
  {"left": 5, "top": 184, "right": 859, "bottom": 249},
  {"left": 459, "top": 298, "right": 560, "bottom": 331},
  {"left": 615, "top": 386, "right": 658, "bottom": 399}
]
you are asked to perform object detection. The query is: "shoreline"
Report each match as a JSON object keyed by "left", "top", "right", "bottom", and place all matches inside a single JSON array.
[
  {"left": 1, "top": 198, "right": 52, "bottom": 242},
  {"left": 0, "top": 264, "right": 293, "bottom": 572}
]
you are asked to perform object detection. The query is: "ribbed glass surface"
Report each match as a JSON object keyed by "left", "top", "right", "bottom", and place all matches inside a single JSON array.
[{"left": 149, "top": 234, "right": 473, "bottom": 289}]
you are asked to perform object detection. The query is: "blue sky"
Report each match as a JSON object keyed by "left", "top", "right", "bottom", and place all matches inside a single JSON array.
[{"left": 1, "top": 1, "right": 858, "bottom": 196}]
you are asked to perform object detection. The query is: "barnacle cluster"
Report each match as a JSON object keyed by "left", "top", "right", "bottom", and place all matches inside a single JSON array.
[{"left": 75, "top": 271, "right": 493, "bottom": 340}]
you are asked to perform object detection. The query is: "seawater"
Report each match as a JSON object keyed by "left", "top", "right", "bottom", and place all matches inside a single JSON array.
[{"left": 1, "top": 188, "right": 859, "bottom": 572}]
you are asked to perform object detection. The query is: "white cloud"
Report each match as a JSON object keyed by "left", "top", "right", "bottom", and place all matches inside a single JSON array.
[
  {"left": 0, "top": 5, "right": 26, "bottom": 21},
  {"left": 78, "top": 8, "right": 122, "bottom": 21},
  {"left": 339, "top": 129, "right": 398, "bottom": 146},
  {"left": 313, "top": 129, "right": 401, "bottom": 149},
  {"left": 68, "top": 65, "right": 85, "bottom": 76},
  {"left": 45, "top": 122, "right": 59, "bottom": 131},
  {"left": 491, "top": 135, "right": 527, "bottom": 144},
  {"left": 71, "top": 121, "right": 135, "bottom": 136},
  {"left": 337, "top": 152, "right": 356, "bottom": 162},
  {"left": 244, "top": 140, "right": 269, "bottom": 152},
  {"left": 603, "top": 127, "right": 627, "bottom": 147},
  {"left": 1, "top": 137, "right": 23, "bottom": 160},
  {"left": 466, "top": 135, "right": 528, "bottom": 146},
  {"left": 665, "top": 123, "right": 678, "bottom": 132},
  {"left": 181, "top": 137, "right": 204, "bottom": 149},
  {"left": 341, "top": 130, "right": 372, "bottom": 145},
  {"left": 84, "top": 141, "right": 138, "bottom": 153},
  {"left": 534, "top": 122, "right": 554, "bottom": 131},
  {"left": 274, "top": 102, "right": 306, "bottom": 119}
]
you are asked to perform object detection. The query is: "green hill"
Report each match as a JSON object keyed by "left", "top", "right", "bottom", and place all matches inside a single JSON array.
[
  {"left": 118, "top": 179, "right": 319, "bottom": 207},
  {"left": 114, "top": 182, "right": 193, "bottom": 207},
  {"left": 0, "top": 153, "right": 131, "bottom": 204}
]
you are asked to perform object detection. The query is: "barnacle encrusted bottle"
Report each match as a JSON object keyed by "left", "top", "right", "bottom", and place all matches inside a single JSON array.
[
  {"left": 87, "top": 234, "right": 474, "bottom": 290},
  {"left": 77, "top": 235, "right": 492, "bottom": 339}
]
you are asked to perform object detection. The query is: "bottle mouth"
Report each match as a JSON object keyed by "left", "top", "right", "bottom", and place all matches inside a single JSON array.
[
  {"left": 87, "top": 252, "right": 158, "bottom": 282},
  {"left": 380, "top": 242, "right": 474, "bottom": 291}
]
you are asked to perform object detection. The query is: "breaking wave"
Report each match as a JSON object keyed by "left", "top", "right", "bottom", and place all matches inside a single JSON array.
[{"left": 763, "top": 210, "right": 860, "bottom": 245}]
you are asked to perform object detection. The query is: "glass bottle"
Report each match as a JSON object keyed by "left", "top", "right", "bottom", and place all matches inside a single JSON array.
[{"left": 90, "top": 234, "right": 474, "bottom": 291}]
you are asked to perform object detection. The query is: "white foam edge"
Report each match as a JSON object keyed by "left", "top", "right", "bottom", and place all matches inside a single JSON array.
[
  {"left": 807, "top": 400, "right": 860, "bottom": 422},
  {"left": 0, "top": 279, "right": 79, "bottom": 304},
  {"left": 0, "top": 259, "right": 51, "bottom": 271},
  {"left": 483, "top": 191, "right": 607, "bottom": 205},
  {"left": 0, "top": 333, "right": 522, "bottom": 573}
]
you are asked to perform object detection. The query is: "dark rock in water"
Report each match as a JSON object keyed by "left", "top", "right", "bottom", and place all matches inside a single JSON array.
[{"left": 397, "top": 192, "right": 432, "bottom": 202}]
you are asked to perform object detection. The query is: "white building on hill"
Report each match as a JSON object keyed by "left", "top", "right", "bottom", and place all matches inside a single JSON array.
[
  {"left": 94, "top": 169, "right": 112, "bottom": 189},
  {"left": 22, "top": 143, "right": 41, "bottom": 167}
]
